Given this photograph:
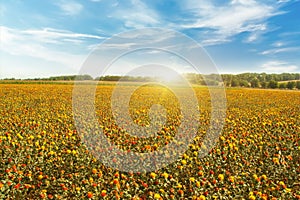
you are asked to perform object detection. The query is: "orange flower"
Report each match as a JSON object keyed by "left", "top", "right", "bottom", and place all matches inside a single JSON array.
[
  {"left": 229, "top": 176, "right": 235, "bottom": 183},
  {"left": 178, "top": 190, "right": 184, "bottom": 196},
  {"left": 198, "top": 171, "right": 204, "bottom": 176},
  {"left": 92, "top": 168, "right": 97, "bottom": 174},
  {"left": 113, "top": 179, "right": 119, "bottom": 185},
  {"left": 101, "top": 190, "right": 107, "bottom": 197},
  {"left": 87, "top": 192, "right": 93, "bottom": 198}
]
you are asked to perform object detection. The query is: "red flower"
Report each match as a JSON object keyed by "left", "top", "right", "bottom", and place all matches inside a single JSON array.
[{"left": 14, "top": 183, "right": 21, "bottom": 189}]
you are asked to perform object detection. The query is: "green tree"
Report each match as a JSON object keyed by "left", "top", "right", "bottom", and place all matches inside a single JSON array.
[
  {"left": 268, "top": 80, "right": 278, "bottom": 89},
  {"left": 296, "top": 81, "right": 300, "bottom": 89},
  {"left": 239, "top": 80, "right": 249, "bottom": 87},
  {"left": 260, "top": 81, "right": 267, "bottom": 88},
  {"left": 250, "top": 79, "right": 260, "bottom": 88},
  {"left": 286, "top": 81, "right": 296, "bottom": 89},
  {"left": 231, "top": 79, "right": 240, "bottom": 87},
  {"left": 279, "top": 83, "right": 286, "bottom": 89}
]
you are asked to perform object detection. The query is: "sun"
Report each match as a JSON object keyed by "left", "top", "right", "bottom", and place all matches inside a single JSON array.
[{"left": 158, "top": 70, "right": 181, "bottom": 82}]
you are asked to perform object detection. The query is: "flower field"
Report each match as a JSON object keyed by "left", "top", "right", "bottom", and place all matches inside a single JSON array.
[{"left": 0, "top": 83, "right": 299, "bottom": 199}]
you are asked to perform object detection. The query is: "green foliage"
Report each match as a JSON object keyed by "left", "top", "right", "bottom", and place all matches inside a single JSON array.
[
  {"left": 286, "top": 81, "right": 296, "bottom": 89},
  {"left": 296, "top": 81, "right": 300, "bottom": 89},
  {"left": 279, "top": 83, "right": 287, "bottom": 89},
  {"left": 269, "top": 80, "right": 278, "bottom": 89}
]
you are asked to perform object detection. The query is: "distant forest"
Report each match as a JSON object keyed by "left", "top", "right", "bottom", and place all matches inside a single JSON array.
[{"left": 2, "top": 73, "right": 300, "bottom": 89}]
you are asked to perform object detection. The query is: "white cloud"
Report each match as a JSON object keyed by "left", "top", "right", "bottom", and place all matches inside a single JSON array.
[
  {"left": 22, "top": 28, "right": 104, "bottom": 43},
  {"left": 277, "top": 0, "right": 291, "bottom": 3},
  {"left": 0, "top": 26, "right": 104, "bottom": 70},
  {"left": 56, "top": 1, "right": 83, "bottom": 16},
  {"left": 261, "top": 61, "right": 298, "bottom": 73},
  {"left": 272, "top": 41, "right": 285, "bottom": 47},
  {"left": 110, "top": 0, "right": 159, "bottom": 29},
  {"left": 260, "top": 47, "right": 300, "bottom": 55},
  {"left": 182, "top": 0, "right": 283, "bottom": 45}
]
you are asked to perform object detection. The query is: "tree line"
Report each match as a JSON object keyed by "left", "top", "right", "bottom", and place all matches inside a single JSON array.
[
  {"left": 2, "top": 73, "right": 300, "bottom": 89},
  {"left": 182, "top": 73, "right": 300, "bottom": 89},
  {"left": 220, "top": 73, "right": 300, "bottom": 89}
]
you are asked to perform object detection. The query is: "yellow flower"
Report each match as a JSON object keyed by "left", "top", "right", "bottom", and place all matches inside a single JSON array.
[
  {"left": 189, "top": 177, "right": 195, "bottom": 182},
  {"left": 229, "top": 176, "right": 235, "bottom": 183},
  {"left": 253, "top": 174, "right": 258, "bottom": 180},
  {"left": 285, "top": 188, "right": 291, "bottom": 193},
  {"left": 150, "top": 172, "right": 157, "bottom": 179},
  {"left": 273, "top": 157, "right": 279, "bottom": 164},
  {"left": 154, "top": 193, "right": 161, "bottom": 199},
  {"left": 181, "top": 160, "right": 187, "bottom": 165},
  {"left": 249, "top": 195, "right": 256, "bottom": 200},
  {"left": 17, "top": 133, "right": 23, "bottom": 140},
  {"left": 162, "top": 172, "right": 168, "bottom": 179},
  {"left": 76, "top": 187, "right": 81, "bottom": 191},
  {"left": 38, "top": 175, "right": 43, "bottom": 180},
  {"left": 279, "top": 181, "right": 285, "bottom": 186},
  {"left": 89, "top": 177, "right": 94, "bottom": 183},
  {"left": 261, "top": 174, "right": 267, "bottom": 180},
  {"left": 199, "top": 195, "right": 206, "bottom": 200},
  {"left": 218, "top": 174, "right": 224, "bottom": 181}
]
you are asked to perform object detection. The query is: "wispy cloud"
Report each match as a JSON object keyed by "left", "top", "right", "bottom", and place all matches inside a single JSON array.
[
  {"left": 0, "top": 26, "right": 104, "bottom": 69},
  {"left": 260, "top": 47, "right": 300, "bottom": 55},
  {"left": 23, "top": 28, "right": 105, "bottom": 43},
  {"left": 261, "top": 61, "right": 298, "bottom": 73},
  {"left": 272, "top": 41, "right": 285, "bottom": 47},
  {"left": 56, "top": 1, "right": 83, "bottom": 16},
  {"left": 181, "top": 0, "right": 284, "bottom": 45},
  {"left": 110, "top": 0, "right": 160, "bottom": 29}
]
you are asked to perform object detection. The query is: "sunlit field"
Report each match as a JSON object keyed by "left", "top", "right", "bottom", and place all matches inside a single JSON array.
[{"left": 0, "top": 83, "right": 299, "bottom": 199}]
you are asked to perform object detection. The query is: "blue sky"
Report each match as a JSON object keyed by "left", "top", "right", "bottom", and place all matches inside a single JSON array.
[{"left": 1, "top": 0, "right": 300, "bottom": 78}]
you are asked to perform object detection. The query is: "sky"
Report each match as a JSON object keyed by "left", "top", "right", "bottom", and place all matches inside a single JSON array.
[{"left": 1, "top": 0, "right": 300, "bottom": 79}]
